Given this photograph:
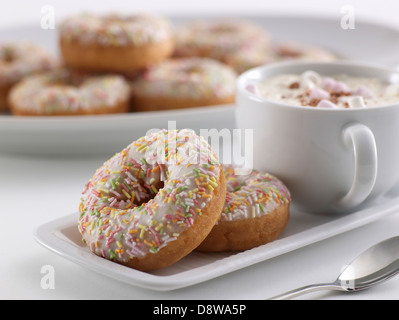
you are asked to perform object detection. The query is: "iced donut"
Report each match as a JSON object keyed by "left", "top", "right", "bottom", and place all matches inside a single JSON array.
[
  {"left": 272, "top": 42, "right": 336, "bottom": 63},
  {"left": 78, "top": 129, "right": 226, "bottom": 271},
  {"left": 59, "top": 13, "right": 174, "bottom": 72},
  {"left": 173, "top": 19, "right": 271, "bottom": 73},
  {"left": 197, "top": 165, "right": 291, "bottom": 252},
  {"left": 0, "top": 42, "right": 57, "bottom": 111},
  {"left": 9, "top": 69, "right": 130, "bottom": 116},
  {"left": 130, "top": 57, "right": 237, "bottom": 111},
  {"left": 228, "top": 41, "right": 336, "bottom": 74}
]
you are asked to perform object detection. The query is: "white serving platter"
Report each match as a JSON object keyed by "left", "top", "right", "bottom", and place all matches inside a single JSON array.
[
  {"left": 34, "top": 183, "right": 399, "bottom": 291},
  {"left": 1, "top": 15, "right": 399, "bottom": 155}
]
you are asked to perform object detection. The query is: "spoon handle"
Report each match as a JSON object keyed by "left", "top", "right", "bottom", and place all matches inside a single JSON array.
[{"left": 269, "top": 282, "right": 344, "bottom": 300}]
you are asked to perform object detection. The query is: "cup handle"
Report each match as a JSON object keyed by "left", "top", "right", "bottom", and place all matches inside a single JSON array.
[{"left": 335, "top": 123, "right": 378, "bottom": 209}]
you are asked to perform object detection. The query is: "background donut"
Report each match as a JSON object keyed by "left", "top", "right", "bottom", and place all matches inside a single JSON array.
[
  {"left": 173, "top": 19, "right": 271, "bottom": 74},
  {"left": 9, "top": 69, "right": 130, "bottom": 116},
  {"left": 130, "top": 57, "right": 237, "bottom": 111},
  {"left": 0, "top": 42, "right": 57, "bottom": 111},
  {"left": 59, "top": 13, "right": 175, "bottom": 72}
]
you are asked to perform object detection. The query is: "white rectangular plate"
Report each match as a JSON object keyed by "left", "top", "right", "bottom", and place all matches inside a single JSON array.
[{"left": 34, "top": 185, "right": 399, "bottom": 291}]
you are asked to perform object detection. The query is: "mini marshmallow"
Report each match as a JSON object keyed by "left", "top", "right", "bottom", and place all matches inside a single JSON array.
[
  {"left": 246, "top": 83, "right": 259, "bottom": 95},
  {"left": 321, "top": 77, "right": 336, "bottom": 91},
  {"left": 316, "top": 99, "right": 338, "bottom": 108},
  {"left": 321, "top": 77, "right": 350, "bottom": 93},
  {"left": 348, "top": 96, "right": 366, "bottom": 108},
  {"left": 301, "top": 70, "right": 321, "bottom": 90},
  {"left": 301, "top": 70, "right": 322, "bottom": 85},
  {"left": 301, "top": 78, "right": 315, "bottom": 90},
  {"left": 309, "top": 88, "right": 330, "bottom": 100},
  {"left": 334, "top": 81, "right": 350, "bottom": 93}
]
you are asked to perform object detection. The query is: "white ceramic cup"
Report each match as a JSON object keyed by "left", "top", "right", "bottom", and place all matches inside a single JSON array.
[{"left": 236, "top": 61, "right": 399, "bottom": 213}]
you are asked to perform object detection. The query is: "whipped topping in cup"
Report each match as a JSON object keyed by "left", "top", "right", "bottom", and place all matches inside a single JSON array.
[{"left": 252, "top": 70, "right": 399, "bottom": 108}]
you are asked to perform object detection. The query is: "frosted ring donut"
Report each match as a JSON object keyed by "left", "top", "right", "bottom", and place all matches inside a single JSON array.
[
  {"left": 79, "top": 129, "right": 226, "bottom": 271},
  {"left": 0, "top": 42, "right": 57, "bottom": 111},
  {"left": 130, "top": 58, "right": 237, "bottom": 111},
  {"left": 9, "top": 69, "right": 130, "bottom": 116},
  {"left": 227, "top": 41, "right": 337, "bottom": 74},
  {"left": 197, "top": 165, "right": 291, "bottom": 252},
  {"left": 271, "top": 42, "right": 336, "bottom": 63},
  {"left": 173, "top": 19, "right": 271, "bottom": 73},
  {"left": 60, "top": 13, "right": 174, "bottom": 72}
]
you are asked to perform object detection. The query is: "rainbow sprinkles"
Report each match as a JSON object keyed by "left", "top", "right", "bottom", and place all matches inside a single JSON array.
[
  {"left": 222, "top": 165, "right": 291, "bottom": 221},
  {"left": 78, "top": 129, "right": 222, "bottom": 267}
]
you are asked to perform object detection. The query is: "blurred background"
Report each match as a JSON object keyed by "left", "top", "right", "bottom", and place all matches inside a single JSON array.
[
  {"left": 1, "top": 0, "right": 398, "bottom": 28},
  {"left": 1, "top": 0, "right": 399, "bottom": 155}
]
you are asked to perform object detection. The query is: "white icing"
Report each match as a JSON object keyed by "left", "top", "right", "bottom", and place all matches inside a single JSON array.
[{"left": 79, "top": 129, "right": 221, "bottom": 263}]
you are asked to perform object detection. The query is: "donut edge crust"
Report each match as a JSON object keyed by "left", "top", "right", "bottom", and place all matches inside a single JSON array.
[
  {"left": 0, "top": 84, "right": 12, "bottom": 111},
  {"left": 60, "top": 38, "right": 175, "bottom": 72},
  {"left": 196, "top": 202, "right": 290, "bottom": 252},
  {"left": 112, "top": 164, "right": 227, "bottom": 271},
  {"left": 130, "top": 94, "right": 235, "bottom": 112}
]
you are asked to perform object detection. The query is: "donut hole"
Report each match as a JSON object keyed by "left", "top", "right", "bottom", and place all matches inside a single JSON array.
[
  {"left": 210, "top": 24, "right": 237, "bottom": 34},
  {"left": 106, "top": 167, "right": 166, "bottom": 209},
  {"left": 183, "top": 65, "right": 204, "bottom": 75},
  {"left": 1, "top": 47, "right": 17, "bottom": 64},
  {"left": 101, "top": 14, "right": 153, "bottom": 29},
  {"left": 47, "top": 69, "right": 108, "bottom": 88},
  {"left": 35, "top": 86, "right": 81, "bottom": 112},
  {"left": 276, "top": 46, "right": 302, "bottom": 58},
  {"left": 103, "top": 14, "right": 137, "bottom": 24},
  {"left": 134, "top": 179, "right": 165, "bottom": 207},
  {"left": 36, "top": 71, "right": 100, "bottom": 98},
  {"left": 40, "top": 71, "right": 80, "bottom": 88}
]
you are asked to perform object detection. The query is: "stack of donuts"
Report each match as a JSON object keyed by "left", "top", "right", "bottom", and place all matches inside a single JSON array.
[
  {"left": 2, "top": 12, "right": 336, "bottom": 116},
  {"left": 78, "top": 129, "right": 291, "bottom": 271}
]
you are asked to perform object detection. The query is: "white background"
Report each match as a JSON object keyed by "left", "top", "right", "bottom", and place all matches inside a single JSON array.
[
  {"left": 1, "top": 0, "right": 399, "bottom": 300},
  {"left": 1, "top": 0, "right": 399, "bottom": 28}
]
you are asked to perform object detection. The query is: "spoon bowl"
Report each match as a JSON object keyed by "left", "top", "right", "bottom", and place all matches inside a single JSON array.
[{"left": 270, "top": 236, "right": 399, "bottom": 299}]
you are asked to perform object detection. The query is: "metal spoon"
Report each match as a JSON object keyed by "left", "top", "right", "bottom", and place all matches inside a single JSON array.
[{"left": 269, "top": 236, "right": 399, "bottom": 300}]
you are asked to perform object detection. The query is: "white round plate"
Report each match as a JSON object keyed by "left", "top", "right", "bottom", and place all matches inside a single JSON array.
[{"left": 1, "top": 15, "right": 399, "bottom": 155}]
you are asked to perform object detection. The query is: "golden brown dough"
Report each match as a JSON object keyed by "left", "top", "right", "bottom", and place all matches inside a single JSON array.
[
  {"left": 197, "top": 165, "right": 291, "bottom": 252},
  {"left": 59, "top": 13, "right": 174, "bottom": 72}
]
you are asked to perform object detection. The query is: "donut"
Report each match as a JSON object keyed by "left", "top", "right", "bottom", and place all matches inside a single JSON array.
[
  {"left": 59, "top": 13, "right": 174, "bottom": 72},
  {"left": 197, "top": 165, "right": 291, "bottom": 252},
  {"left": 130, "top": 57, "right": 237, "bottom": 111},
  {"left": 78, "top": 129, "right": 226, "bottom": 271},
  {"left": 9, "top": 69, "right": 130, "bottom": 116},
  {"left": 173, "top": 19, "right": 271, "bottom": 73},
  {"left": 271, "top": 42, "right": 336, "bottom": 63},
  {"left": 228, "top": 41, "right": 336, "bottom": 74},
  {"left": 0, "top": 42, "right": 57, "bottom": 111}
]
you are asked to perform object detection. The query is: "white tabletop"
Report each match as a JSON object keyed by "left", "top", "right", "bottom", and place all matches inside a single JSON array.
[
  {"left": 1, "top": 152, "right": 399, "bottom": 300},
  {"left": 1, "top": 0, "right": 399, "bottom": 300}
]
